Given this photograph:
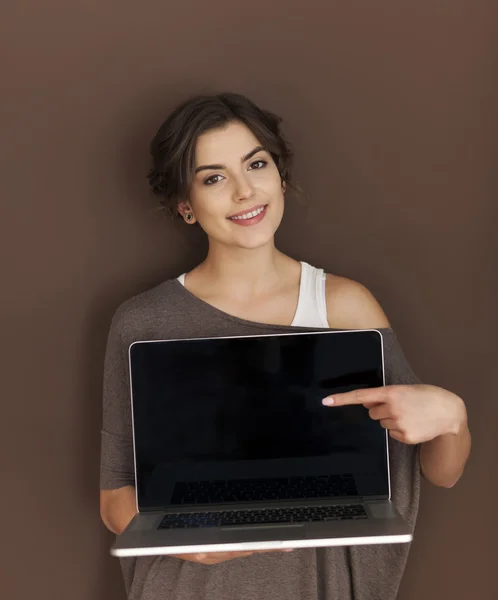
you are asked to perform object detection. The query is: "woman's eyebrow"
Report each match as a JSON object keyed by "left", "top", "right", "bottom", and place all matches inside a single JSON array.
[{"left": 194, "top": 146, "right": 266, "bottom": 174}]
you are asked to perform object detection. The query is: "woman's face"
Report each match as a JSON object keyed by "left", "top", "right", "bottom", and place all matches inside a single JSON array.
[{"left": 180, "top": 121, "right": 285, "bottom": 250}]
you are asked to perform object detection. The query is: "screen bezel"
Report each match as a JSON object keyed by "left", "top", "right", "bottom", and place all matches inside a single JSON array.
[{"left": 128, "top": 329, "right": 390, "bottom": 512}]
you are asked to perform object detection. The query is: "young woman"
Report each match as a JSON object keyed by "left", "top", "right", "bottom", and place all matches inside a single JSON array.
[{"left": 100, "top": 92, "right": 471, "bottom": 600}]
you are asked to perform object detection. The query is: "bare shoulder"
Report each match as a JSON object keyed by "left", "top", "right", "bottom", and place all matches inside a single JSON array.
[{"left": 324, "top": 273, "right": 391, "bottom": 329}]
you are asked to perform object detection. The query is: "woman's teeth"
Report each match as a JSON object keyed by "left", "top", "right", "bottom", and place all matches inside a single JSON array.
[{"left": 229, "top": 206, "right": 266, "bottom": 220}]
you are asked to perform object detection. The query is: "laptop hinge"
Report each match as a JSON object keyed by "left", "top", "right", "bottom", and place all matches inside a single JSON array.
[{"left": 140, "top": 496, "right": 391, "bottom": 513}]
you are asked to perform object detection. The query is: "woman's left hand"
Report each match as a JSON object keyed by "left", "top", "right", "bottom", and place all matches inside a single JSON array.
[{"left": 322, "top": 384, "right": 466, "bottom": 445}]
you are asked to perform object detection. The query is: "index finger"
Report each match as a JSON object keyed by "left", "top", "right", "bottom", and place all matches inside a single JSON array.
[{"left": 322, "top": 387, "right": 386, "bottom": 407}]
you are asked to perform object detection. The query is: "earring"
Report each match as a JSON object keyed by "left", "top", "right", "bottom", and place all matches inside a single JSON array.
[{"left": 185, "top": 213, "right": 193, "bottom": 223}]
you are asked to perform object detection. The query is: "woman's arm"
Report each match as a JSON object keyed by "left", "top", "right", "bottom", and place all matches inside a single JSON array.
[
  {"left": 324, "top": 384, "right": 471, "bottom": 488},
  {"left": 324, "top": 277, "right": 471, "bottom": 488},
  {"left": 100, "top": 486, "right": 137, "bottom": 535},
  {"left": 419, "top": 398, "right": 471, "bottom": 487}
]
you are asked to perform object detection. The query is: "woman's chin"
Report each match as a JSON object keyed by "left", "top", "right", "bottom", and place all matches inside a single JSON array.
[
  {"left": 236, "top": 237, "right": 275, "bottom": 250},
  {"left": 206, "top": 213, "right": 283, "bottom": 250},
  {"left": 231, "top": 224, "right": 280, "bottom": 250}
]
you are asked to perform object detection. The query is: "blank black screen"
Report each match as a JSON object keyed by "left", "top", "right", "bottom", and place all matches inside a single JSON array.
[{"left": 130, "top": 330, "right": 389, "bottom": 509}]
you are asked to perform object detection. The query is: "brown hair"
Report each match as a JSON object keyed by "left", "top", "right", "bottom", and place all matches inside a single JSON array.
[{"left": 147, "top": 92, "right": 305, "bottom": 219}]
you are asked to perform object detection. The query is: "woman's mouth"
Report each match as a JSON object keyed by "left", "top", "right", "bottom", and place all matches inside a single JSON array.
[{"left": 227, "top": 205, "right": 268, "bottom": 226}]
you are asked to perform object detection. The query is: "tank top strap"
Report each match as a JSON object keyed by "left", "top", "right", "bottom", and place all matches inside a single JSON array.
[{"left": 290, "top": 261, "right": 329, "bottom": 328}]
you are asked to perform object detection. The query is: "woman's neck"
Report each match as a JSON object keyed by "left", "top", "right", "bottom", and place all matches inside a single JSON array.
[{"left": 189, "top": 241, "right": 299, "bottom": 302}]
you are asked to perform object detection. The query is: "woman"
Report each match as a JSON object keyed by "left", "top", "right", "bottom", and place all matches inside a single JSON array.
[{"left": 100, "top": 92, "right": 471, "bottom": 600}]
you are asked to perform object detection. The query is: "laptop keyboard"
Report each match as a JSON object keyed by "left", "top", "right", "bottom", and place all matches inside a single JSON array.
[
  {"left": 159, "top": 504, "right": 367, "bottom": 529},
  {"left": 171, "top": 474, "right": 358, "bottom": 505}
]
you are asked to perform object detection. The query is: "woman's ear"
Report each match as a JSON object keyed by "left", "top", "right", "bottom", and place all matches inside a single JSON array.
[
  {"left": 282, "top": 180, "right": 287, "bottom": 193},
  {"left": 177, "top": 201, "right": 196, "bottom": 224}
]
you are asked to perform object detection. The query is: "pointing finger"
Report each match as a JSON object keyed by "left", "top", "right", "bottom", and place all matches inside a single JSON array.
[{"left": 322, "top": 387, "right": 387, "bottom": 407}]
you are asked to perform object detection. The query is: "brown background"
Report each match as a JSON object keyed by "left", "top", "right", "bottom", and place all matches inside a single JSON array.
[{"left": 1, "top": 1, "right": 497, "bottom": 599}]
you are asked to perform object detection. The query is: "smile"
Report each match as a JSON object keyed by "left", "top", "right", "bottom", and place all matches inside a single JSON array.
[{"left": 228, "top": 205, "right": 267, "bottom": 220}]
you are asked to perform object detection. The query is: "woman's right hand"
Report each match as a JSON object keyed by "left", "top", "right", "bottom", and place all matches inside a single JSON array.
[
  {"left": 171, "top": 548, "right": 294, "bottom": 565},
  {"left": 100, "top": 487, "right": 294, "bottom": 565}
]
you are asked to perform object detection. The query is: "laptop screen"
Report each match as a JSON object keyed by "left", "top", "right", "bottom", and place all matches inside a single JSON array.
[{"left": 130, "top": 330, "right": 389, "bottom": 510}]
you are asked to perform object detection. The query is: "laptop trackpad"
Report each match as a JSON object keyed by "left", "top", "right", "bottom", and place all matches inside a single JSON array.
[{"left": 220, "top": 523, "right": 305, "bottom": 542}]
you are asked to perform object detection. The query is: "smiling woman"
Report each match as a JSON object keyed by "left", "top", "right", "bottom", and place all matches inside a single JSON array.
[
  {"left": 100, "top": 91, "right": 470, "bottom": 600},
  {"left": 147, "top": 96, "right": 309, "bottom": 258},
  {"left": 148, "top": 93, "right": 303, "bottom": 218},
  {"left": 178, "top": 122, "right": 286, "bottom": 249}
]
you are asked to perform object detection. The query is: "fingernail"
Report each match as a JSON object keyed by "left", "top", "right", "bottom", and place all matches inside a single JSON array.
[
  {"left": 283, "top": 548, "right": 295, "bottom": 552},
  {"left": 322, "top": 397, "right": 334, "bottom": 405}
]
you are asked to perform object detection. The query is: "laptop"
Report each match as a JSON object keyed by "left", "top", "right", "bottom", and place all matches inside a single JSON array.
[{"left": 111, "top": 329, "right": 412, "bottom": 557}]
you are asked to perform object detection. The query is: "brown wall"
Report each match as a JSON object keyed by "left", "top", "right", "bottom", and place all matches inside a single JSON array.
[{"left": 2, "top": 1, "right": 497, "bottom": 599}]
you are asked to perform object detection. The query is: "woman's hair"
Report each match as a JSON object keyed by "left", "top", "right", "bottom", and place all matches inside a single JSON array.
[{"left": 147, "top": 92, "right": 305, "bottom": 219}]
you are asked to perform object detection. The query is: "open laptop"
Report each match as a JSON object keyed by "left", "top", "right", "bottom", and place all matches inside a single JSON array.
[{"left": 111, "top": 329, "right": 412, "bottom": 558}]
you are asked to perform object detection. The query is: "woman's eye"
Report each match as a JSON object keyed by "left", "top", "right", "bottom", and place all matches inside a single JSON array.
[
  {"left": 203, "top": 161, "right": 266, "bottom": 185},
  {"left": 204, "top": 174, "right": 223, "bottom": 186},
  {"left": 249, "top": 160, "right": 267, "bottom": 170}
]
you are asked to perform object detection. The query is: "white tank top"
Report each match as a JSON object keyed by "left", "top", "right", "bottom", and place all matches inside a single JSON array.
[{"left": 177, "top": 261, "right": 329, "bottom": 328}]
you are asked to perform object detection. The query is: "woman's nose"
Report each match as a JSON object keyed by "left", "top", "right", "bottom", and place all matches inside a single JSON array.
[{"left": 233, "top": 175, "right": 254, "bottom": 201}]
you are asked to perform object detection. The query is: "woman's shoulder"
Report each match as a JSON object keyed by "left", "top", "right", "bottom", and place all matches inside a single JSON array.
[
  {"left": 109, "top": 277, "right": 183, "bottom": 333},
  {"left": 324, "top": 272, "right": 391, "bottom": 330}
]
